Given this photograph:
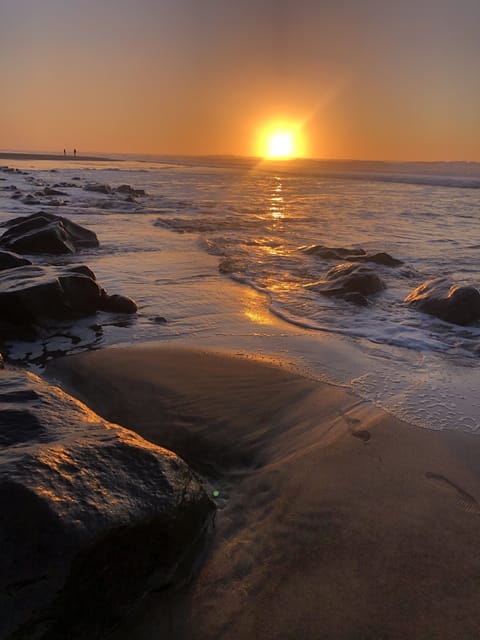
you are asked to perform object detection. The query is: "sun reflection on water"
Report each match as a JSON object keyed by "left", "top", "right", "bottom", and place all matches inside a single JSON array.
[{"left": 269, "top": 176, "right": 284, "bottom": 220}]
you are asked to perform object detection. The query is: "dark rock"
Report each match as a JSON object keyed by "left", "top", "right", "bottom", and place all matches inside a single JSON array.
[
  {"left": 302, "top": 245, "right": 402, "bottom": 267},
  {"left": 0, "top": 265, "right": 102, "bottom": 337},
  {"left": 343, "top": 292, "right": 369, "bottom": 306},
  {"left": 99, "top": 292, "right": 138, "bottom": 314},
  {"left": 404, "top": 278, "right": 480, "bottom": 326},
  {"left": 346, "top": 252, "right": 403, "bottom": 267},
  {"left": 306, "top": 263, "right": 385, "bottom": 302},
  {"left": 0, "top": 367, "right": 214, "bottom": 640},
  {"left": 0, "top": 212, "right": 99, "bottom": 255},
  {"left": 0, "top": 251, "right": 32, "bottom": 271},
  {"left": 302, "top": 245, "right": 365, "bottom": 260},
  {"left": 21, "top": 195, "right": 41, "bottom": 206},
  {"left": 43, "top": 187, "right": 67, "bottom": 196},
  {"left": 115, "top": 184, "right": 147, "bottom": 196},
  {"left": 84, "top": 183, "right": 112, "bottom": 194}
]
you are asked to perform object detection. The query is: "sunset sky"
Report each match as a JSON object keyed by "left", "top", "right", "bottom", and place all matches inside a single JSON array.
[{"left": 1, "top": 0, "right": 479, "bottom": 161}]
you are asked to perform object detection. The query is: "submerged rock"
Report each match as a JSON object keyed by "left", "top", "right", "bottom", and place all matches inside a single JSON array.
[
  {"left": 0, "top": 212, "right": 99, "bottom": 255},
  {"left": 306, "top": 262, "right": 385, "bottom": 303},
  {"left": 404, "top": 278, "right": 480, "bottom": 325},
  {"left": 0, "top": 367, "right": 215, "bottom": 639}
]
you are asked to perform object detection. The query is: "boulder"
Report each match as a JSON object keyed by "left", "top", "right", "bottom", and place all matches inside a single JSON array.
[
  {"left": 0, "top": 367, "right": 215, "bottom": 639},
  {"left": 0, "top": 212, "right": 99, "bottom": 255},
  {"left": 0, "top": 251, "right": 32, "bottom": 271},
  {"left": 404, "top": 278, "right": 480, "bottom": 325},
  {"left": 0, "top": 265, "right": 102, "bottom": 337},
  {"left": 306, "top": 262, "right": 385, "bottom": 303},
  {"left": 99, "top": 292, "right": 138, "bottom": 314}
]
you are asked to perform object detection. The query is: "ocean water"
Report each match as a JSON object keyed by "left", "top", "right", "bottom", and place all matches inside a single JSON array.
[{"left": 0, "top": 155, "right": 479, "bottom": 432}]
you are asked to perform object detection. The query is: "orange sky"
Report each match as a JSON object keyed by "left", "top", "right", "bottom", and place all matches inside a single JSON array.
[{"left": 1, "top": 0, "right": 479, "bottom": 161}]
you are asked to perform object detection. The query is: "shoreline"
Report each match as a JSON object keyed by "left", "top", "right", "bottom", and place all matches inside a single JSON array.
[
  {"left": 0, "top": 152, "right": 119, "bottom": 162},
  {"left": 47, "top": 343, "right": 480, "bottom": 639}
]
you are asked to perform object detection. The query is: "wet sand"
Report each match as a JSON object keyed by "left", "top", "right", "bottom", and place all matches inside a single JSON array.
[{"left": 47, "top": 344, "right": 480, "bottom": 639}]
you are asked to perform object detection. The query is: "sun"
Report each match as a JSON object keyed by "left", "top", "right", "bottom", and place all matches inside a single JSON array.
[
  {"left": 267, "top": 131, "right": 294, "bottom": 159},
  {"left": 257, "top": 121, "right": 306, "bottom": 160}
]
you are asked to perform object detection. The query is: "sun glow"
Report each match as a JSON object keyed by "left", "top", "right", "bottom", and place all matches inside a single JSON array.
[{"left": 257, "top": 121, "right": 306, "bottom": 160}]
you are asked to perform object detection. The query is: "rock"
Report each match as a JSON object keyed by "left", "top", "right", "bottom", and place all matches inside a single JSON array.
[
  {"left": 99, "top": 292, "right": 138, "bottom": 314},
  {"left": 0, "top": 251, "right": 32, "bottom": 271},
  {"left": 0, "top": 212, "right": 99, "bottom": 255},
  {"left": 302, "top": 245, "right": 402, "bottom": 267},
  {"left": 43, "top": 187, "right": 67, "bottom": 196},
  {"left": 21, "top": 195, "right": 41, "bottom": 206},
  {"left": 404, "top": 278, "right": 480, "bottom": 325},
  {"left": 346, "top": 252, "right": 403, "bottom": 267},
  {"left": 115, "top": 184, "right": 147, "bottom": 196},
  {"left": 301, "top": 245, "right": 365, "bottom": 259},
  {"left": 306, "top": 263, "right": 385, "bottom": 302},
  {"left": 0, "top": 366, "right": 214, "bottom": 639},
  {"left": 0, "top": 265, "right": 102, "bottom": 337},
  {"left": 84, "top": 183, "right": 112, "bottom": 194}
]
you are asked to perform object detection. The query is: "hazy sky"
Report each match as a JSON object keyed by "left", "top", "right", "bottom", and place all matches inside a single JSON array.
[{"left": 1, "top": 0, "right": 479, "bottom": 160}]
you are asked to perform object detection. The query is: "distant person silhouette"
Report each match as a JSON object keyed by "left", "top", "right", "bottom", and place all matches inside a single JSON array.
[
  {"left": 63, "top": 148, "right": 66, "bottom": 156},
  {"left": 73, "top": 148, "right": 77, "bottom": 157}
]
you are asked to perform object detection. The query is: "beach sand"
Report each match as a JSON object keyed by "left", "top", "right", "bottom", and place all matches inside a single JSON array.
[{"left": 47, "top": 345, "right": 480, "bottom": 639}]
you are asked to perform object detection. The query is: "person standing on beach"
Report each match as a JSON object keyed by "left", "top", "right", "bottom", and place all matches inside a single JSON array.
[
  {"left": 73, "top": 148, "right": 77, "bottom": 157},
  {"left": 63, "top": 149, "right": 66, "bottom": 156}
]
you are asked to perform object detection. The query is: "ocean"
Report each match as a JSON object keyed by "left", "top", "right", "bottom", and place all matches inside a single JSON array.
[{"left": 1, "top": 155, "right": 479, "bottom": 433}]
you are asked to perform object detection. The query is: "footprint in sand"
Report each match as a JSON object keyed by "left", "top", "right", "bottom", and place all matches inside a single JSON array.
[{"left": 425, "top": 472, "right": 480, "bottom": 515}]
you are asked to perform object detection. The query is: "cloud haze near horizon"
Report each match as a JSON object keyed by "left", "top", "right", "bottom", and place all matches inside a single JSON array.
[{"left": 1, "top": 0, "right": 479, "bottom": 161}]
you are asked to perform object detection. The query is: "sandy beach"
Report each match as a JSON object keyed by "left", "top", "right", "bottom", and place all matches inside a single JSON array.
[{"left": 46, "top": 344, "right": 480, "bottom": 640}]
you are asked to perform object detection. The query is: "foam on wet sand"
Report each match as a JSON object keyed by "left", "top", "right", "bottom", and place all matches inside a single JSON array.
[{"left": 47, "top": 344, "right": 480, "bottom": 639}]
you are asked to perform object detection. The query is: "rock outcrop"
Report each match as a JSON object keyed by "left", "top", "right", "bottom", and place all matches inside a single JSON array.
[
  {"left": 0, "top": 367, "right": 215, "bottom": 639},
  {"left": 306, "top": 262, "right": 385, "bottom": 305},
  {"left": 404, "top": 278, "right": 480, "bottom": 325},
  {"left": 0, "top": 212, "right": 99, "bottom": 255}
]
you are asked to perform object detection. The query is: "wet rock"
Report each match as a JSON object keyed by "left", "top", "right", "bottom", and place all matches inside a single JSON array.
[
  {"left": 346, "top": 252, "right": 403, "bottom": 267},
  {"left": 302, "top": 245, "right": 402, "bottom": 267},
  {"left": 21, "top": 194, "right": 41, "bottom": 206},
  {"left": 404, "top": 278, "right": 480, "bottom": 326},
  {"left": 43, "top": 187, "right": 67, "bottom": 196},
  {"left": 0, "top": 367, "right": 214, "bottom": 640},
  {"left": 0, "top": 250, "right": 32, "bottom": 271},
  {"left": 115, "top": 184, "right": 147, "bottom": 196},
  {"left": 306, "top": 263, "right": 385, "bottom": 303},
  {"left": 0, "top": 265, "right": 102, "bottom": 338},
  {"left": 84, "top": 183, "right": 112, "bottom": 194},
  {"left": 0, "top": 212, "right": 99, "bottom": 255},
  {"left": 99, "top": 292, "right": 138, "bottom": 314},
  {"left": 301, "top": 245, "right": 365, "bottom": 259}
]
